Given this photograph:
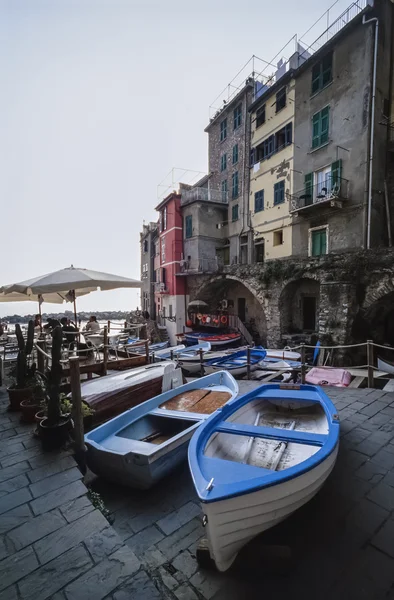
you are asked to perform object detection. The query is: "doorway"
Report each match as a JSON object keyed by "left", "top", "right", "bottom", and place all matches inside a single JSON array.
[
  {"left": 302, "top": 296, "right": 317, "bottom": 331},
  {"left": 238, "top": 298, "right": 246, "bottom": 322}
]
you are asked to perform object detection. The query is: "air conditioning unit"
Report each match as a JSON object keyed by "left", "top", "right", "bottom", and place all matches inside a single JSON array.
[
  {"left": 221, "top": 299, "right": 228, "bottom": 309},
  {"left": 160, "top": 283, "right": 166, "bottom": 292}
]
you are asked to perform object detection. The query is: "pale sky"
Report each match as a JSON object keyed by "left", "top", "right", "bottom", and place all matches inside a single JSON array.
[{"left": 0, "top": 0, "right": 352, "bottom": 317}]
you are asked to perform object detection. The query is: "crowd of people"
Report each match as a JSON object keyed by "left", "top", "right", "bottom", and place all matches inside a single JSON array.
[{"left": 33, "top": 314, "right": 101, "bottom": 344}]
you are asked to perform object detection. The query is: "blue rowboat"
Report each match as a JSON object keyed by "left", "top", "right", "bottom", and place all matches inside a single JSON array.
[
  {"left": 85, "top": 371, "right": 238, "bottom": 490},
  {"left": 204, "top": 348, "right": 267, "bottom": 377},
  {"left": 188, "top": 383, "right": 339, "bottom": 571}
]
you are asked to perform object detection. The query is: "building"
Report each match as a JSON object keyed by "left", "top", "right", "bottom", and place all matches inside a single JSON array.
[
  {"left": 291, "top": 0, "right": 394, "bottom": 257},
  {"left": 154, "top": 192, "right": 187, "bottom": 344},
  {"left": 249, "top": 63, "right": 297, "bottom": 262},
  {"left": 204, "top": 81, "right": 254, "bottom": 266},
  {"left": 140, "top": 221, "right": 158, "bottom": 318}
]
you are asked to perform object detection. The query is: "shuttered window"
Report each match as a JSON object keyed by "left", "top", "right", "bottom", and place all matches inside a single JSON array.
[
  {"left": 311, "top": 52, "right": 333, "bottom": 95},
  {"left": 312, "top": 106, "right": 330, "bottom": 149},
  {"left": 185, "top": 215, "right": 192, "bottom": 239},
  {"left": 331, "top": 159, "right": 342, "bottom": 189},
  {"left": 233, "top": 105, "right": 242, "bottom": 129},
  {"left": 311, "top": 229, "right": 327, "bottom": 256},
  {"left": 232, "top": 171, "right": 239, "bottom": 199},
  {"left": 274, "top": 180, "right": 285, "bottom": 205},
  {"left": 254, "top": 190, "right": 264, "bottom": 212},
  {"left": 233, "top": 144, "right": 239, "bottom": 164},
  {"left": 220, "top": 154, "right": 227, "bottom": 172},
  {"left": 220, "top": 118, "right": 227, "bottom": 141},
  {"left": 232, "top": 204, "right": 239, "bottom": 222}
]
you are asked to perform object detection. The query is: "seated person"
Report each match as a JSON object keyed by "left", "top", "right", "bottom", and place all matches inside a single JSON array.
[
  {"left": 84, "top": 316, "right": 100, "bottom": 333},
  {"left": 60, "top": 317, "right": 78, "bottom": 347},
  {"left": 34, "top": 314, "right": 41, "bottom": 333}
]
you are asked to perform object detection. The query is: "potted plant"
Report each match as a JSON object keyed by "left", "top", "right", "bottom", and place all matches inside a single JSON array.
[
  {"left": 59, "top": 395, "right": 95, "bottom": 432},
  {"left": 7, "top": 321, "right": 36, "bottom": 411},
  {"left": 38, "top": 322, "right": 73, "bottom": 451}
]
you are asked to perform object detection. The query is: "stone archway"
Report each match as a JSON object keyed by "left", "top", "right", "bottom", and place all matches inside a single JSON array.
[
  {"left": 357, "top": 289, "right": 394, "bottom": 346},
  {"left": 191, "top": 275, "right": 267, "bottom": 344},
  {"left": 279, "top": 278, "right": 320, "bottom": 337}
]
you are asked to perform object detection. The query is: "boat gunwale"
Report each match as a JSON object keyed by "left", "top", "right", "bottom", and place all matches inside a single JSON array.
[{"left": 188, "top": 383, "right": 340, "bottom": 503}]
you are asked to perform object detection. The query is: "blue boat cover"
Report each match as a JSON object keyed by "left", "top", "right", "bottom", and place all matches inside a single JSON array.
[
  {"left": 205, "top": 348, "right": 267, "bottom": 368},
  {"left": 188, "top": 383, "right": 339, "bottom": 503}
]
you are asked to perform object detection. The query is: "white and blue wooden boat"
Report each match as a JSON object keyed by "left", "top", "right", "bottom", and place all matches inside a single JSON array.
[
  {"left": 204, "top": 348, "right": 267, "bottom": 377},
  {"left": 185, "top": 332, "right": 242, "bottom": 347},
  {"left": 85, "top": 371, "right": 239, "bottom": 490},
  {"left": 188, "top": 383, "right": 339, "bottom": 572},
  {"left": 152, "top": 344, "right": 186, "bottom": 360}
]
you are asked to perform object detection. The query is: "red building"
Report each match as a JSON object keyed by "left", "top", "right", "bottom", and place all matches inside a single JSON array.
[{"left": 154, "top": 193, "right": 186, "bottom": 343}]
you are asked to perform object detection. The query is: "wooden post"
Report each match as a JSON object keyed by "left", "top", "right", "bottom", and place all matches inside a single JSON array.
[
  {"left": 199, "top": 348, "right": 204, "bottom": 377},
  {"left": 247, "top": 347, "right": 251, "bottom": 380},
  {"left": 103, "top": 326, "right": 108, "bottom": 376},
  {"left": 367, "top": 339, "right": 374, "bottom": 388},
  {"left": 151, "top": 351, "right": 155, "bottom": 364},
  {"left": 69, "top": 357, "right": 87, "bottom": 473},
  {"left": 170, "top": 350, "right": 174, "bottom": 361},
  {"left": 301, "top": 344, "right": 306, "bottom": 384},
  {"left": 145, "top": 340, "right": 149, "bottom": 363},
  {"left": 37, "top": 339, "right": 45, "bottom": 374},
  {"left": 107, "top": 320, "right": 111, "bottom": 333},
  {"left": 124, "top": 320, "right": 127, "bottom": 329}
]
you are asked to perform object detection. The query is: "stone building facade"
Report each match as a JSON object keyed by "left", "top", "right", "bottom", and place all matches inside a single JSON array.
[{"left": 140, "top": 222, "right": 158, "bottom": 318}]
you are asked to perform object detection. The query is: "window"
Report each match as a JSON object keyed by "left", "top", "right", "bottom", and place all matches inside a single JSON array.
[
  {"left": 161, "top": 236, "right": 165, "bottom": 263},
  {"left": 274, "top": 180, "right": 285, "bottom": 205},
  {"left": 240, "top": 235, "right": 248, "bottom": 264},
  {"left": 273, "top": 230, "right": 284, "bottom": 246},
  {"left": 185, "top": 215, "right": 192, "bottom": 239},
  {"left": 169, "top": 304, "right": 173, "bottom": 318},
  {"left": 310, "top": 227, "right": 327, "bottom": 256},
  {"left": 221, "top": 179, "right": 228, "bottom": 201},
  {"left": 311, "top": 52, "right": 333, "bottom": 95},
  {"left": 161, "top": 206, "right": 167, "bottom": 231},
  {"left": 275, "top": 122, "right": 292, "bottom": 152},
  {"left": 254, "top": 190, "right": 264, "bottom": 212},
  {"left": 143, "top": 240, "right": 148, "bottom": 253},
  {"left": 232, "top": 171, "right": 239, "bottom": 199},
  {"left": 232, "top": 144, "right": 239, "bottom": 165},
  {"left": 220, "top": 118, "right": 227, "bottom": 141},
  {"left": 255, "top": 241, "right": 264, "bottom": 263},
  {"left": 276, "top": 87, "right": 286, "bottom": 112},
  {"left": 233, "top": 105, "right": 242, "bottom": 129},
  {"left": 220, "top": 153, "right": 227, "bottom": 172},
  {"left": 312, "top": 106, "right": 330, "bottom": 149},
  {"left": 256, "top": 104, "right": 266, "bottom": 128},
  {"left": 232, "top": 204, "right": 239, "bottom": 222},
  {"left": 304, "top": 159, "right": 342, "bottom": 205}
]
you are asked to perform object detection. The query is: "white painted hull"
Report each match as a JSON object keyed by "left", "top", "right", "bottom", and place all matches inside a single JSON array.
[
  {"left": 266, "top": 349, "right": 301, "bottom": 361},
  {"left": 377, "top": 357, "right": 394, "bottom": 375},
  {"left": 202, "top": 445, "right": 338, "bottom": 571},
  {"left": 204, "top": 363, "right": 259, "bottom": 377}
]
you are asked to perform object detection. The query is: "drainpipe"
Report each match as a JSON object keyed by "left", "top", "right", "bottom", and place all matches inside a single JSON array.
[{"left": 363, "top": 14, "right": 379, "bottom": 250}]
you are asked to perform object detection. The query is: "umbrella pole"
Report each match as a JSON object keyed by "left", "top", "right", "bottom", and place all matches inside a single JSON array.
[
  {"left": 73, "top": 294, "right": 77, "bottom": 327},
  {"left": 38, "top": 302, "right": 43, "bottom": 333}
]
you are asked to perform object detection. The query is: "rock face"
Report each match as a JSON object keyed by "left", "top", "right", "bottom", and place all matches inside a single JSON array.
[{"left": 186, "top": 249, "right": 394, "bottom": 360}]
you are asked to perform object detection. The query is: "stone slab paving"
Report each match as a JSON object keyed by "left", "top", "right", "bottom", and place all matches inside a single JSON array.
[{"left": 0, "top": 384, "right": 394, "bottom": 599}]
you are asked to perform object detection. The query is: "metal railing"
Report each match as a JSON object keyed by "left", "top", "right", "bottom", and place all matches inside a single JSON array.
[
  {"left": 227, "top": 314, "right": 254, "bottom": 345},
  {"left": 290, "top": 176, "right": 349, "bottom": 213},
  {"left": 181, "top": 187, "right": 228, "bottom": 207},
  {"left": 154, "top": 282, "right": 167, "bottom": 292}
]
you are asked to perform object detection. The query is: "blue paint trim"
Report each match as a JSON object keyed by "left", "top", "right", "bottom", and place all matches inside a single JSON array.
[
  {"left": 204, "top": 349, "right": 267, "bottom": 368},
  {"left": 188, "top": 383, "right": 339, "bottom": 503}
]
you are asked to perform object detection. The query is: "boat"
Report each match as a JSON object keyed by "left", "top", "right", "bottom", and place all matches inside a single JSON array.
[
  {"left": 377, "top": 356, "right": 394, "bottom": 375},
  {"left": 204, "top": 348, "right": 267, "bottom": 377},
  {"left": 176, "top": 346, "right": 249, "bottom": 375},
  {"left": 265, "top": 349, "right": 301, "bottom": 361},
  {"left": 185, "top": 332, "right": 242, "bottom": 347},
  {"left": 152, "top": 344, "right": 186, "bottom": 360},
  {"left": 85, "top": 371, "right": 239, "bottom": 489},
  {"left": 305, "top": 367, "right": 351, "bottom": 387},
  {"left": 188, "top": 382, "right": 340, "bottom": 572},
  {"left": 79, "top": 362, "right": 177, "bottom": 424}
]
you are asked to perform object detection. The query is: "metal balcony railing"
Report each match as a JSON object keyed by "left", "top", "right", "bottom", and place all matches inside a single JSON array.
[
  {"left": 154, "top": 282, "right": 167, "bottom": 293},
  {"left": 289, "top": 176, "right": 349, "bottom": 213},
  {"left": 177, "top": 257, "right": 224, "bottom": 275},
  {"left": 181, "top": 187, "right": 228, "bottom": 207}
]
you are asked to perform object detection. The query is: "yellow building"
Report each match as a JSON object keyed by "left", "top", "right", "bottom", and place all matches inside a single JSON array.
[{"left": 249, "top": 72, "right": 295, "bottom": 260}]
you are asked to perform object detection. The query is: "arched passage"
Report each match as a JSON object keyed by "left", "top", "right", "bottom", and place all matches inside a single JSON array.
[
  {"left": 279, "top": 278, "right": 320, "bottom": 335},
  {"left": 355, "top": 290, "right": 394, "bottom": 346},
  {"left": 192, "top": 277, "right": 267, "bottom": 344}
]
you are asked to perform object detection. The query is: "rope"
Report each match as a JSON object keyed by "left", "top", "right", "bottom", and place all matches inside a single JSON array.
[
  {"left": 287, "top": 342, "right": 369, "bottom": 350},
  {"left": 33, "top": 342, "right": 69, "bottom": 364},
  {"left": 371, "top": 342, "right": 394, "bottom": 351}
]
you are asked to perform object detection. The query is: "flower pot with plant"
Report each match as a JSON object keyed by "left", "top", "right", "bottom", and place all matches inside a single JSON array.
[
  {"left": 8, "top": 321, "right": 36, "bottom": 411},
  {"left": 39, "top": 323, "right": 73, "bottom": 451},
  {"left": 60, "top": 396, "right": 94, "bottom": 432}
]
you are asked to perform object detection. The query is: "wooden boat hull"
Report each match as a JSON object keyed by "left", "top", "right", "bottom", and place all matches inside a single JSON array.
[
  {"left": 80, "top": 362, "right": 176, "bottom": 424},
  {"left": 188, "top": 383, "right": 339, "bottom": 571},
  {"left": 85, "top": 371, "right": 238, "bottom": 489},
  {"left": 202, "top": 447, "right": 338, "bottom": 571},
  {"left": 185, "top": 333, "right": 241, "bottom": 347},
  {"left": 378, "top": 356, "right": 394, "bottom": 375}
]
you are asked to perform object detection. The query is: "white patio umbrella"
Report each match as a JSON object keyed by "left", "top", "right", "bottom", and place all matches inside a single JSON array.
[{"left": 2, "top": 265, "right": 141, "bottom": 324}]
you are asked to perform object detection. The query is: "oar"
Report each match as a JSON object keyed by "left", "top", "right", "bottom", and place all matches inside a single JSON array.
[
  {"left": 271, "top": 420, "right": 296, "bottom": 471},
  {"left": 243, "top": 412, "right": 261, "bottom": 464}
]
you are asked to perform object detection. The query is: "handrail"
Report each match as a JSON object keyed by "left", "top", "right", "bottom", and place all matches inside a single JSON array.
[{"left": 227, "top": 315, "right": 253, "bottom": 345}]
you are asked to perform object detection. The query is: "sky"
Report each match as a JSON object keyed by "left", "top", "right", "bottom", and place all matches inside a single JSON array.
[{"left": 0, "top": 0, "right": 353, "bottom": 317}]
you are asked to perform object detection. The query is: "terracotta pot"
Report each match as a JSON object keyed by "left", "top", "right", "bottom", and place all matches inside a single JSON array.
[
  {"left": 39, "top": 416, "right": 73, "bottom": 451},
  {"left": 34, "top": 410, "right": 47, "bottom": 424},
  {"left": 7, "top": 386, "right": 34, "bottom": 412},
  {"left": 20, "top": 399, "right": 42, "bottom": 424}
]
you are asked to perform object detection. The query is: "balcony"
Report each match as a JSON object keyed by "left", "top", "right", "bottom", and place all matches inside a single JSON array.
[
  {"left": 154, "top": 282, "right": 168, "bottom": 293},
  {"left": 290, "top": 177, "right": 349, "bottom": 216},
  {"left": 181, "top": 187, "right": 228, "bottom": 207},
  {"left": 176, "top": 257, "right": 224, "bottom": 276}
]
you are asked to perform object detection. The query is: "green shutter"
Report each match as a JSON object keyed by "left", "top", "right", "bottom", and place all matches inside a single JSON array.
[
  {"left": 331, "top": 159, "right": 342, "bottom": 187},
  {"left": 304, "top": 173, "right": 313, "bottom": 205},
  {"left": 311, "top": 63, "right": 321, "bottom": 94},
  {"left": 312, "top": 113, "right": 320, "bottom": 148},
  {"left": 185, "top": 215, "right": 192, "bottom": 238},
  {"left": 320, "top": 106, "right": 330, "bottom": 144},
  {"left": 321, "top": 230, "right": 327, "bottom": 255},
  {"left": 311, "top": 229, "right": 327, "bottom": 256}
]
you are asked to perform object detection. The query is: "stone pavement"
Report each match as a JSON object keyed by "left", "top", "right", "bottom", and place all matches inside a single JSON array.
[{"left": 0, "top": 384, "right": 394, "bottom": 599}]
